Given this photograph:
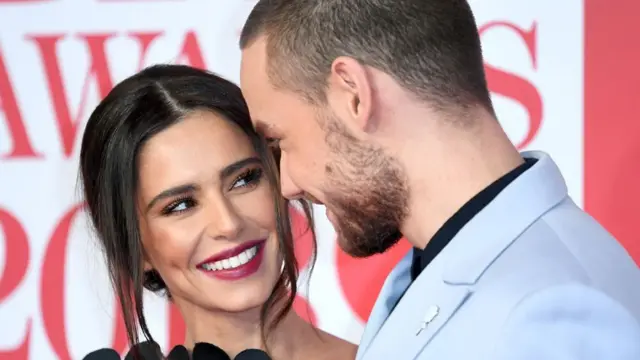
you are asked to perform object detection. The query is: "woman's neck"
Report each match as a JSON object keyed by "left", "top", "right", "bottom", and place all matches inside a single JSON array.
[{"left": 178, "top": 301, "right": 314, "bottom": 359}]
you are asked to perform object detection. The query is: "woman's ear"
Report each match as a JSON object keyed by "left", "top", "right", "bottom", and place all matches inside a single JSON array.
[
  {"left": 143, "top": 260, "right": 153, "bottom": 272},
  {"left": 138, "top": 222, "right": 154, "bottom": 273}
]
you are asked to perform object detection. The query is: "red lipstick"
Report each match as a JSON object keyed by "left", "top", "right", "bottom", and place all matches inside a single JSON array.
[{"left": 196, "top": 239, "right": 266, "bottom": 281}]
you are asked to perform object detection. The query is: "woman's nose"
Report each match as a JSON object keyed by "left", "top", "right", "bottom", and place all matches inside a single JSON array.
[{"left": 205, "top": 197, "right": 244, "bottom": 240}]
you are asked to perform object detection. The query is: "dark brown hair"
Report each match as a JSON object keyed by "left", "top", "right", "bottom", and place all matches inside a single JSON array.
[
  {"left": 79, "top": 64, "right": 315, "bottom": 350},
  {"left": 239, "top": 0, "right": 493, "bottom": 113}
]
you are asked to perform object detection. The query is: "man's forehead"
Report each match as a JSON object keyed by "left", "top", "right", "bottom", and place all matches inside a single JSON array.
[
  {"left": 241, "top": 40, "right": 282, "bottom": 131},
  {"left": 239, "top": 57, "right": 263, "bottom": 92},
  {"left": 240, "top": 38, "right": 268, "bottom": 79},
  {"left": 240, "top": 42, "right": 271, "bottom": 107}
]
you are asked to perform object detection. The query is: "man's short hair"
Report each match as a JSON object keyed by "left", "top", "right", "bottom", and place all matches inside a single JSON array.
[{"left": 240, "top": 0, "right": 493, "bottom": 112}]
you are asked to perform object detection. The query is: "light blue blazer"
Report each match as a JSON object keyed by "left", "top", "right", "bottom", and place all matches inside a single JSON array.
[{"left": 356, "top": 151, "right": 640, "bottom": 360}]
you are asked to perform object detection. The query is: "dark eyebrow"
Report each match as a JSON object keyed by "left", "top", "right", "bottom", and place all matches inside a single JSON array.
[
  {"left": 253, "top": 120, "right": 266, "bottom": 134},
  {"left": 146, "top": 184, "right": 197, "bottom": 213},
  {"left": 219, "top": 156, "right": 262, "bottom": 179},
  {"left": 253, "top": 120, "right": 275, "bottom": 137},
  {"left": 145, "top": 156, "right": 263, "bottom": 212}
]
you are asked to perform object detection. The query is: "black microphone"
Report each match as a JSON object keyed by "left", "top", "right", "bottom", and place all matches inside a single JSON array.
[
  {"left": 124, "top": 341, "right": 162, "bottom": 360},
  {"left": 167, "top": 345, "right": 190, "bottom": 360},
  {"left": 192, "top": 342, "right": 231, "bottom": 360},
  {"left": 82, "top": 348, "right": 120, "bottom": 360},
  {"left": 235, "top": 349, "right": 272, "bottom": 360}
]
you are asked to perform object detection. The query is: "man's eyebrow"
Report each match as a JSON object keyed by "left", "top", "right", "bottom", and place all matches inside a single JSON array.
[
  {"left": 219, "top": 156, "right": 262, "bottom": 179},
  {"left": 253, "top": 120, "right": 268, "bottom": 134},
  {"left": 255, "top": 122, "right": 280, "bottom": 140}
]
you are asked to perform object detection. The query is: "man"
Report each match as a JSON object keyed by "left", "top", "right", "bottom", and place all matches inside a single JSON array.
[{"left": 238, "top": 0, "right": 640, "bottom": 359}]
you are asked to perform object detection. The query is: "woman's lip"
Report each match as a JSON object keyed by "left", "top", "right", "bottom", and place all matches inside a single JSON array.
[
  {"left": 201, "top": 244, "right": 266, "bottom": 281},
  {"left": 196, "top": 239, "right": 266, "bottom": 267}
]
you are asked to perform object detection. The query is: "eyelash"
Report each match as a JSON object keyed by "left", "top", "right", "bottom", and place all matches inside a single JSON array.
[
  {"left": 230, "top": 167, "right": 263, "bottom": 190},
  {"left": 161, "top": 195, "right": 195, "bottom": 216},
  {"left": 266, "top": 138, "right": 280, "bottom": 149},
  {"left": 161, "top": 167, "right": 264, "bottom": 216}
]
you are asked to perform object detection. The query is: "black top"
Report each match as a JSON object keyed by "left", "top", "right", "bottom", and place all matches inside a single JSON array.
[{"left": 410, "top": 158, "right": 536, "bottom": 281}]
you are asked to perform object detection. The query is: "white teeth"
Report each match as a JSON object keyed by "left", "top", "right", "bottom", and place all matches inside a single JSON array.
[
  {"left": 229, "top": 257, "right": 240, "bottom": 268},
  {"left": 202, "top": 245, "right": 259, "bottom": 271}
]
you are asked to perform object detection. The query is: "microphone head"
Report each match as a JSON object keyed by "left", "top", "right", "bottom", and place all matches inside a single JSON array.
[
  {"left": 167, "top": 345, "right": 190, "bottom": 360},
  {"left": 192, "top": 342, "right": 231, "bottom": 360},
  {"left": 82, "top": 348, "right": 121, "bottom": 360},
  {"left": 235, "top": 349, "right": 272, "bottom": 360},
  {"left": 124, "top": 341, "right": 162, "bottom": 360}
]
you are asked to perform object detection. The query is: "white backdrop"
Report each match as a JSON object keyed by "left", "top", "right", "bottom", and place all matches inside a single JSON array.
[{"left": 1, "top": 0, "right": 639, "bottom": 359}]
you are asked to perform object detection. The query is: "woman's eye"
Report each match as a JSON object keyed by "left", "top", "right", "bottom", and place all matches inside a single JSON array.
[
  {"left": 232, "top": 168, "right": 263, "bottom": 189},
  {"left": 163, "top": 198, "right": 196, "bottom": 215},
  {"left": 172, "top": 202, "right": 188, "bottom": 212}
]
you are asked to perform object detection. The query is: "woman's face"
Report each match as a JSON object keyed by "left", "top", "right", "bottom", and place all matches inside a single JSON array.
[{"left": 136, "top": 110, "right": 281, "bottom": 314}]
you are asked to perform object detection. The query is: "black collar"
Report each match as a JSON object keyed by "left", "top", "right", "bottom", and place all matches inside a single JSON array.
[{"left": 410, "top": 158, "right": 537, "bottom": 281}]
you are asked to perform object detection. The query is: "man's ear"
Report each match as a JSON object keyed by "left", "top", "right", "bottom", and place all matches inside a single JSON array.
[{"left": 327, "top": 56, "right": 376, "bottom": 133}]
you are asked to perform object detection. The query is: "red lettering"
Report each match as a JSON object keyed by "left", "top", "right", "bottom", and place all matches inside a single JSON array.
[
  {"left": 0, "top": 45, "right": 42, "bottom": 159},
  {"left": 337, "top": 239, "right": 411, "bottom": 322},
  {"left": 40, "top": 204, "right": 127, "bottom": 360},
  {"left": 27, "top": 32, "right": 163, "bottom": 158},
  {"left": 25, "top": 30, "right": 204, "bottom": 158},
  {"left": 479, "top": 21, "right": 543, "bottom": 150},
  {"left": 584, "top": 0, "right": 640, "bottom": 264},
  {"left": 175, "top": 31, "right": 207, "bottom": 69},
  {"left": 0, "top": 209, "right": 31, "bottom": 359},
  {"left": 290, "top": 208, "right": 317, "bottom": 325},
  {"left": 291, "top": 208, "right": 314, "bottom": 270},
  {"left": 168, "top": 304, "right": 186, "bottom": 349}
]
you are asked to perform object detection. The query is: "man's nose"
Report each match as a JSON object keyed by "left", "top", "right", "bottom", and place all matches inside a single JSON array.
[
  {"left": 206, "top": 197, "right": 244, "bottom": 240},
  {"left": 279, "top": 152, "right": 303, "bottom": 200}
]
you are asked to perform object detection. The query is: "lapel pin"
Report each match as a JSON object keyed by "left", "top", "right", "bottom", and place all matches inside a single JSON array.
[{"left": 415, "top": 305, "right": 440, "bottom": 336}]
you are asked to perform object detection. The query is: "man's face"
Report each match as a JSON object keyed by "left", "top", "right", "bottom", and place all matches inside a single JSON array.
[{"left": 240, "top": 38, "right": 409, "bottom": 257}]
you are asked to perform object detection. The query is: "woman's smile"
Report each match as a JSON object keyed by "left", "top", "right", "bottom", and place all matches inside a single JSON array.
[{"left": 196, "top": 239, "right": 267, "bottom": 280}]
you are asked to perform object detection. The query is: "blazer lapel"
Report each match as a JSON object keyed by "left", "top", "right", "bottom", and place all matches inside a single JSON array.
[
  {"left": 359, "top": 253, "right": 472, "bottom": 359},
  {"left": 357, "top": 251, "right": 413, "bottom": 359},
  {"left": 441, "top": 151, "right": 568, "bottom": 285},
  {"left": 359, "top": 151, "right": 569, "bottom": 360}
]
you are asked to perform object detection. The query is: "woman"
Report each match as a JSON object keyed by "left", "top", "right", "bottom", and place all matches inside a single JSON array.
[{"left": 79, "top": 64, "right": 356, "bottom": 359}]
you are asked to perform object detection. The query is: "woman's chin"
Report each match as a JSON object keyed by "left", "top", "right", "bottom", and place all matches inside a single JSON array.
[
  {"left": 198, "top": 278, "right": 280, "bottom": 314},
  {"left": 216, "top": 295, "right": 268, "bottom": 314},
  {"left": 174, "top": 255, "right": 283, "bottom": 317}
]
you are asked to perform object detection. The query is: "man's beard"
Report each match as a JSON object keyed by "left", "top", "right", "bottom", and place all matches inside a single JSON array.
[{"left": 321, "top": 112, "right": 410, "bottom": 258}]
